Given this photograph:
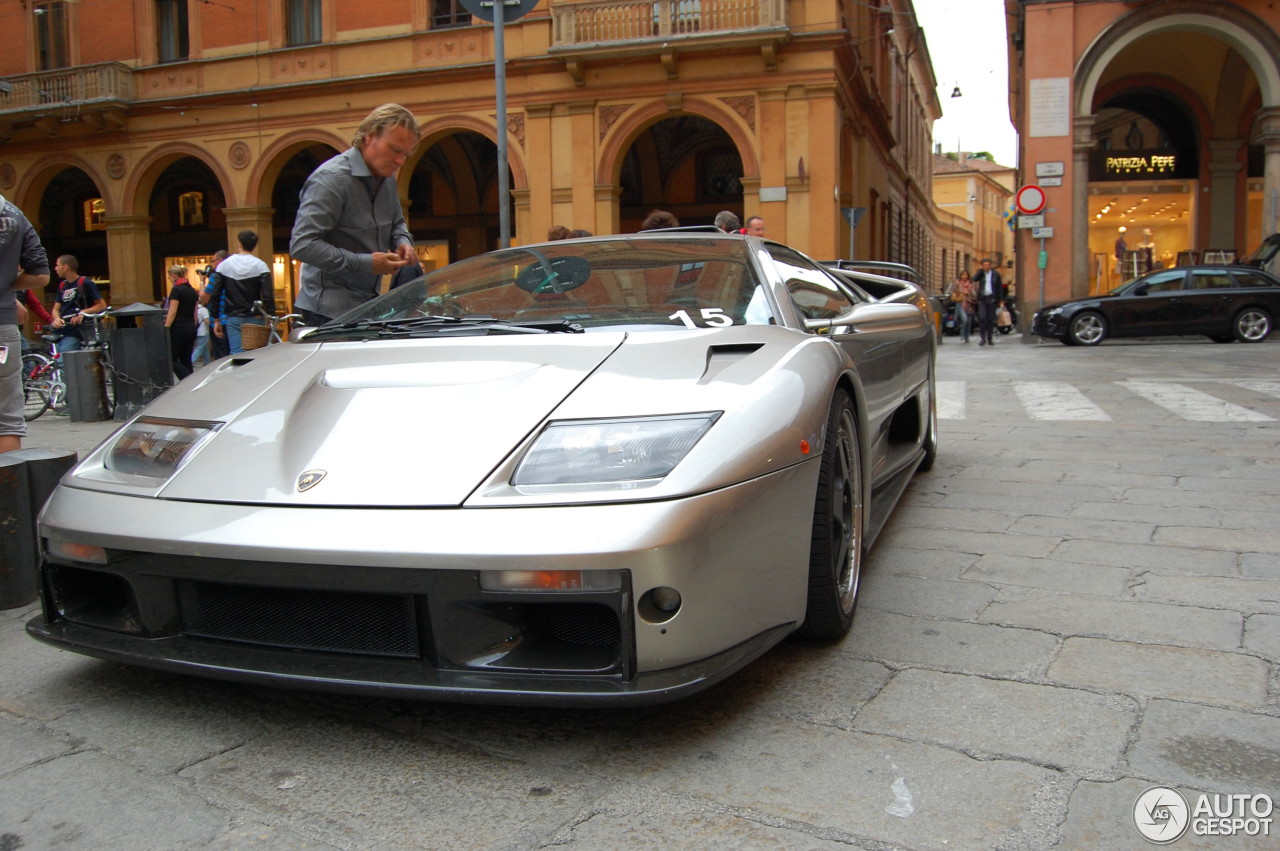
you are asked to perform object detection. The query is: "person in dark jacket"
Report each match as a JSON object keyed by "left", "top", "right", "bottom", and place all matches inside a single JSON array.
[{"left": 208, "top": 231, "right": 274, "bottom": 354}]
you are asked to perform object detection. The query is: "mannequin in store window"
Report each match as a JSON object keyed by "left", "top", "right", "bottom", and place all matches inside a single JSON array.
[
  {"left": 1114, "top": 227, "right": 1128, "bottom": 277},
  {"left": 1139, "top": 229, "right": 1156, "bottom": 274}
]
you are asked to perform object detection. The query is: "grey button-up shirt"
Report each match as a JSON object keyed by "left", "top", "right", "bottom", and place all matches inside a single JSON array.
[
  {"left": 289, "top": 147, "right": 412, "bottom": 320},
  {"left": 0, "top": 193, "right": 50, "bottom": 326}
]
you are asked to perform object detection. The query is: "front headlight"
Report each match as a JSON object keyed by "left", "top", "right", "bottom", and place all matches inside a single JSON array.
[
  {"left": 105, "top": 417, "right": 222, "bottom": 480},
  {"left": 512, "top": 412, "right": 721, "bottom": 487}
]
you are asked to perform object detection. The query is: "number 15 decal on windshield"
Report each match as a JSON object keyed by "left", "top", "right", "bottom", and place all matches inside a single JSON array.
[{"left": 669, "top": 308, "right": 734, "bottom": 328}]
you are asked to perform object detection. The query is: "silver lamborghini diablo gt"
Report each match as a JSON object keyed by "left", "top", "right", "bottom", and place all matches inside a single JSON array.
[{"left": 27, "top": 231, "right": 937, "bottom": 706}]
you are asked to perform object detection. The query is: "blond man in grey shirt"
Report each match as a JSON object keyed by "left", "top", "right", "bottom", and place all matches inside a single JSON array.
[{"left": 289, "top": 104, "right": 420, "bottom": 325}]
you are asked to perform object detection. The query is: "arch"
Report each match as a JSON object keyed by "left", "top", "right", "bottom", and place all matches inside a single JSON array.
[
  {"left": 1076, "top": 3, "right": 1280, "bottom": 115},
  {"left": 1092, "top": 74, "right": 1212, "bottom": 147},
  {"left": 249, "top": 129, "right": 347, "bottom": 207},
  {"left": 413, "top": 114, "right": 529, "bottom": 194},
  {"left": 596, "top": 97, "right": 760, "bottom": 188},
  {"left": 124, "top": 143, "right": 236, "bottom": 216},
  {"left": 14, "top": 153, "right": 109, "bottom": 214}
]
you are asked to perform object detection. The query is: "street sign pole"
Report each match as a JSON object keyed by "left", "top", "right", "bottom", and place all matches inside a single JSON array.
[
  {"left": 492, "top": 2, "right": 510, "bottom": 248},
  {"left": 464, "top": 0, "right": 537, "bottom": 249}
]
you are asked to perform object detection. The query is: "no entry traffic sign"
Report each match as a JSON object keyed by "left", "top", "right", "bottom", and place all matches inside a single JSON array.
[{"left": 1015, "top": 185, "right": 1047, "bottom": 215}]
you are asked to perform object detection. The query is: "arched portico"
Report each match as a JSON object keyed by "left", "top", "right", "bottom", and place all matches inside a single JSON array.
[{"left": 1070, "top": 3, "right": 1280, "bottom": 294}]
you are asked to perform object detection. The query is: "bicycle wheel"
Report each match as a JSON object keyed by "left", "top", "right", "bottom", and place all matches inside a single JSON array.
[{"left": 22, "top": 353, "right": 52, "bottom": 421}]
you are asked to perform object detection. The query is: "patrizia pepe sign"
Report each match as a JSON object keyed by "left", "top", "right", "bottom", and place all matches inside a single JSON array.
[{"left": 1091, "top": 149, "right": 1191, "bottom": 181}]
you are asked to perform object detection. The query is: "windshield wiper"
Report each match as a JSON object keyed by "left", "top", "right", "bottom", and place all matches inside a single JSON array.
[{"left": 306, "top": 315, "right": 584, "bottom": 341}]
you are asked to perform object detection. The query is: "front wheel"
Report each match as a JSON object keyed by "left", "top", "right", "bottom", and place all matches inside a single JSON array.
[
  {"left": 798, "top": 391, "right": 865, "bottom": 640},
  {"left": 1233, "top": 307, "right": 1272, "bottom": 343},
  {"left": 21, "top": 353, "right": 52, "bottom": 421},
  {"left": 1067, "top": 311, "right": 1107, "bottom": 346}
]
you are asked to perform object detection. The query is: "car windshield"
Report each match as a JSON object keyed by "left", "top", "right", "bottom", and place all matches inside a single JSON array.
[{"left": 308, "top": 237, "right": 770, "bottom": 340}]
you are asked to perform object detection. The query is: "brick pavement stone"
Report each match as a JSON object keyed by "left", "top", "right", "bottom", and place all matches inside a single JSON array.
[
  {"left": 1243, "top": 613, "right": 1280, "bottom": 661},
  {"left": 1241, "top": 553, "right": 1280, "bottom": 579},
  {"left": 1007, "top": 514, "right": 1156, "bottom": 544},
  {"left": 1133, "top": 574, "right": 1280, "bottom": 615},
  {"left": 877, "top": 525, "right": 1060, "bottom": 558},
  {"left": 1127, "top": 700, "right": 1280, "bottom": 795},
  {"left": 1051, "top": 539, "right": 1237, "bottom": 575},
  {"left": 588, "top": 712, "right": 1067, "bottom": 851},
  {"left": 853, "top": 669, "right": 1136, "bottom": 774},
  {"left": 978, "top": 595, "right": 1242, "bottom": 651},
  {"left": 0, "top": 751, "right": 231, "bottom": 848},
  {"left": 847, "top": 610, "right": 1058, "bottom": 677},
  {"left": 860, "top": 572, "right": 997, "bottom": 620},
  {"left": 1048, "top": 637, "right": 1270, "bottom": 709},
  {"left": 1059, "top": 778, "right": 1224, "bottom": 850},
  {"left": 963, "top": 553, "right": 1131, "bottom": 596},
  {"left": 865, "top": 544, "right": 979, "bottom": 580},
  {"left": 1155, "top": 525, "right": 1280, "bottom": 554}
]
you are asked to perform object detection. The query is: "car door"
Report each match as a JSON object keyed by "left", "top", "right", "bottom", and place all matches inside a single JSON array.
[
  {"left": 1107, "top": 269, "right": 1188, "bottom": 336},
  {"left": 765, "top": 245, "right": 903, "bottom": 423},
  {"left": 1184, "top": 269, "right": 1241, "bottom": 334}
]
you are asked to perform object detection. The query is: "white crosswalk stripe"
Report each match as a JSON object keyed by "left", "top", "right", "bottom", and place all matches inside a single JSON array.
[
  {"left": 1013, "top": 382, "right": 1112, "bottom": 420},
  {"left": 1229, "top": 380, "right": 1280, "bottom": 399},
  {"left": 1120, "top": 380, "right": 1274, "bottom": 422},
  {"left": 939, "top": 380, "right": 1278, "bottom": 422}
]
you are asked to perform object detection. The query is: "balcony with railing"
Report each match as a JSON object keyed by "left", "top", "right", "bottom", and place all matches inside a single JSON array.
[
  {"left": 0, "top": 63, "right": 134, "bottom": 125},
  {"left": 551, "top": 0, "right": 787, "bottom": 51}
]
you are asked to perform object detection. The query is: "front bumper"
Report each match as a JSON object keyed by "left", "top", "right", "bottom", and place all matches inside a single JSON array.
[
  {"left": 1031, "top": 310, "right": 1067, "bottom": 338},
  {"left": 27, "top": 463, "right": 815, "bottom": 706}
]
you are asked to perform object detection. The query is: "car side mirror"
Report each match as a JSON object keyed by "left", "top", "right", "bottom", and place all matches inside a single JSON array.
[
  {"left": 1132, "top": 284, "right": 1148, "bottom": 296},
  {"left": 804, "top": 302, "right": 923, "bottom": 333}
]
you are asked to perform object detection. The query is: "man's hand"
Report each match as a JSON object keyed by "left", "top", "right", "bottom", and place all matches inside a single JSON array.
[
  {"left": 213, "top": 321, "right": 225, "bottom": 338},
  {"left": 70, "top": 313, "right": 84, "bottom": 325},
  {"left": 371, "top": 252, "right": 409, "bottom": 275},
  {"left": 395, "top": 243, "right": 418, "bottom": 265},
  {"left": 51, "top": 315, "right": 65, "bottom": 329}
]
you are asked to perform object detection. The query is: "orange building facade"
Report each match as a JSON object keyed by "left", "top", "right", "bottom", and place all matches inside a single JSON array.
[
  {"left": 1007, "top": 0, "right": 1280, "bottom": 313},
  {"left": 0, "top": 0, "right": 943, "bottom": 309}
]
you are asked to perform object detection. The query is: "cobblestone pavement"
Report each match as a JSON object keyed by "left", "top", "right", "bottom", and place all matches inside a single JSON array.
[{"left": 3, "top": 336, "right": 1278, "bottom": 850}]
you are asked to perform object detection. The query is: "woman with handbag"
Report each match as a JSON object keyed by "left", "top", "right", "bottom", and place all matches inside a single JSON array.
[{"left": 946, "top": 271, "right": 977, "bottom": 343}]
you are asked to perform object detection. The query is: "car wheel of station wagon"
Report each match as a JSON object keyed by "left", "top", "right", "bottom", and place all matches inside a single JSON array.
[
  {"left": 1066, "top": 311, "right": 1107, "bottom": 346},
  {"left": 799, "top": 390, "right": 864, "bottom": 640},
  {"left": 1233, "top": 307, "right": 1272, "bottom": 343}
]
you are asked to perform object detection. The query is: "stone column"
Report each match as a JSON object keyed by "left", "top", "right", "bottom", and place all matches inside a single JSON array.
[
  {"left": 1072, "top": 114, "right": 1096, "bottom": 299},
  {"left": 1253, "top": 106, "right": 1280, "bottom": 239},
  {"left": 1206, "top": 139, "right": 1243, "bottom": 251},
  {"left": 221, "top": 206, "right": 275, "bottom": 264},
  {"left": 102, "top": 215, "right": 154, "bottom": 305}
]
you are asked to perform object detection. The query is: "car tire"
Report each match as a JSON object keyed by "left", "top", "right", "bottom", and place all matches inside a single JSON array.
[
  {"left": 798, "top": 390, "right": 864, "bottom": 641},
  {"left": 917, "top": 366, "right": 938, "bottom": 473},
  {"left": 1232, "top": 307, "right": 1272, "bottom": 343},
  {"left": 1066, "top": 311, "right": 1107, "bottom": 346}
]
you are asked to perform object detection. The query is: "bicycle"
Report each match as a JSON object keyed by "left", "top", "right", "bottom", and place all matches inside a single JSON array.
[
  {"left": 249, "top": 301, "right": 303, "bottom": 346},
  {"left": 21, "top": 336, "right": 65, "bottom": 421}
]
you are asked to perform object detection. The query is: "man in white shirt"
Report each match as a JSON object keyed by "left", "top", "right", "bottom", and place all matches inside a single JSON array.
[{"left": 973, "top": 258, "right": 1006, "bottom": 346}]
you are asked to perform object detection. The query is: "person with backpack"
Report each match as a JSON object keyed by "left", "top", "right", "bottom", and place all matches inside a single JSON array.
[
  {"left": 49, "top": 255, "right": 106, "bottom": 354},
  {"left": 208, "top": 230, "right": 274, "bottom": 354}
]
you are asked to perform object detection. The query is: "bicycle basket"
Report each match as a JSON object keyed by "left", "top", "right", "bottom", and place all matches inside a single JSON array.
[{"left": 241, "top": 323, "right": 271, "bottom": 350}]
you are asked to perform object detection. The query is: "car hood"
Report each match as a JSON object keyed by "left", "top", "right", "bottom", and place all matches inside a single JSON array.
[
  {"left": 125, "top": 335, "right": 626, "bottom": 507},
  {"left": 76, "top": 326, "right": 830, "bottom": 508}
]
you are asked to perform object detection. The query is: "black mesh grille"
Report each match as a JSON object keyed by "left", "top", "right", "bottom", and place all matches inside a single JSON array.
[
  {"left": 177, "top": 581, "right": 420, "bottom": 658},
  {"left": 548, "top": 603, "right": 620, "bottom": 647}
]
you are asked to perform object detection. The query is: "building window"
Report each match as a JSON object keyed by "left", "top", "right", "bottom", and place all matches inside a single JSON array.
[
  {"left": 431, "top": 0, "right": 471, "bottom": 29},
  {"left": 34, "top": 1, "right": 70, "bottom": 70},
  {"left": 287, "top": 0, "right": 322, "bottom": 45},
  {"left": 157, "top": 0, "right": 190, "bottom": 63},
  {"left": 83, "top": 198, "right": 106, "bottom": 233}
]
